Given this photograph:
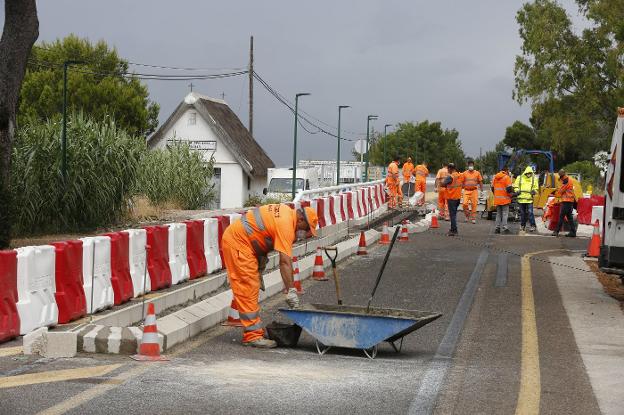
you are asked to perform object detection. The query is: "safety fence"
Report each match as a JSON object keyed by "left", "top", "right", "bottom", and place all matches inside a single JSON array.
[{"left": 0, "top": 181, "right": 387, "bottom": 344}]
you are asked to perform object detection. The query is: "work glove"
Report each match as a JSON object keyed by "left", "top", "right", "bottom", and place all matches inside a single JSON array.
[
  {"left": 257, "top": 256, "right": 268, "bottom": 273},
  {"left": 285, "top": 288, "right": 300, "bottom": 309}
]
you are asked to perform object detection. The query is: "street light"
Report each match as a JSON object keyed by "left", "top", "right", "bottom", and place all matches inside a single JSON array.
[
  {"left": 62, "top": 60, "right": 83, "bottom": 186},
  {"left": 365, "top": 114, "right": 378, "bottom": 181},
  {"left": 337, "top": 105, "right": 350, "bottom": 185},
  {"left": 383, "top": 124, "right": 392, "bottom": 177},
  {"left": 292, "top": 92, "right": 311, "bottom": 199}
]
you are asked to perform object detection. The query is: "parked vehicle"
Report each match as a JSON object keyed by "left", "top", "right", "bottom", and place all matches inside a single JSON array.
[{"left": 263, "top": 167, "right": 320, "bottom": 201}]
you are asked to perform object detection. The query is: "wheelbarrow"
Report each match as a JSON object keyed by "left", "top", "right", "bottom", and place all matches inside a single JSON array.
[{"left": 279, "top": 226, "right": 442, "bottom": 358}]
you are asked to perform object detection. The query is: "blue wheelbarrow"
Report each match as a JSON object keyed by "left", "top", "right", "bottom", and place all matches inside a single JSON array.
[{"left": 279, "top": 226, "right": 442, "bottom": 359}]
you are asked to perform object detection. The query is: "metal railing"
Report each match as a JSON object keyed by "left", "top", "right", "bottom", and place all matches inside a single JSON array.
[{"left": 293, "top": 179, "right": 385, "bottom": 202}]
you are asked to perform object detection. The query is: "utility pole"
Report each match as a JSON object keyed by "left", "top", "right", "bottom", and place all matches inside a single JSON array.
[
  {"left": 365, "top": 115, "right": 378, "bottom": 181},
  {"left": 248, "top": 36, "right": 254, "bottom": 135},
  {"left": 292, "top": 93, "right": 310, "bottom": 199},
  {"left": 337, "top": 105, "right": 350, "bottom": 185}
]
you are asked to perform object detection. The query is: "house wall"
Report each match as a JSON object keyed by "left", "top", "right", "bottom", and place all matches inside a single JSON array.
[{"left": 216, "top": 163, "right": 245, "bottom": 209}]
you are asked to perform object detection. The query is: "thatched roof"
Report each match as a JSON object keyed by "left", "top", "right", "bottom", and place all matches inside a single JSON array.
[{"left": 148, "top": 93, "right": 274, "bottom": 177}]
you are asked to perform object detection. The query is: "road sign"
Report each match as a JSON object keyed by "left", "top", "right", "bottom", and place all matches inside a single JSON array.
[{"left": 353, "top": 140, "right": 367, "bottom": 154}]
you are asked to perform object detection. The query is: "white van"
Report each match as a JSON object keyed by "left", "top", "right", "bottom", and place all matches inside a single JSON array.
[
  {"left": 600, "top": 108, "right": 624, "bottom": 270},
  {"left": 263, "top": 167, "right": 320, "bottom": 201}
]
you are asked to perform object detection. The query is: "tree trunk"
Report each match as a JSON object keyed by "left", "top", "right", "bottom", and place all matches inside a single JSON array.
[{"left": 0, "top": 0, "right": 39, "bottom": 249}]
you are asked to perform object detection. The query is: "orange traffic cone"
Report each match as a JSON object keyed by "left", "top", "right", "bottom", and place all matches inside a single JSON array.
[
  {"left": 431, "top": 214, "right": 439, "bottom": 229},
  {"left": 399, "top": 220, "right": 409, "bottom": 242},
  {"left": 379, "top": 222, "right": 390, "bottom": 244},
  {"left": 312, "top": 247, "right": 328, "bottom": 281},
  {"left": 357, "top": 231, "right": 368, "bottom": 255},
  {"left": 131, "top": 303, "right": 168, "bottom": 361},
  {"left": 221, "top": 299, "right": 243, "bottom": 327},
  {"left": 292, "top": 256, "right": 304, "bottom": 293},
  {"left": 587, "top": 220, "right": 601, "bottom": 258}
]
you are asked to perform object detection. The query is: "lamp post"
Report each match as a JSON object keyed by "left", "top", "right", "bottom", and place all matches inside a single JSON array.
[
  {"left": 365, "top": 114, "right": 378, "bottom": 181},
  {"left": 337, "top": 105, "right": 350, "bottom": 185},
  {"left": 383, "top": 124, "right": 392, "bottom": 177},
  {"left": 292, "top": 92, "right": 310, "bottom": 199},
  {"left": 61, "top": 60, "right": 83, "bottom": 186}
]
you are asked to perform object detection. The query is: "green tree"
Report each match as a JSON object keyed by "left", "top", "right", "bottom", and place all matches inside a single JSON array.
[
  {"left": 20, "top": 35, "right": 159, "bottom": 136},
  {"left": 514, "top": 0, "right": 624, "bottom": 164},
  {"left": 369, "top": 120, "right": 466, "bottom": 171}
]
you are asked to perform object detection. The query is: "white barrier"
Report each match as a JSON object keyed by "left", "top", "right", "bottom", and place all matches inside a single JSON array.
[
  {"left": 349, "top": 191, "right": 359, "bottom": 219},
  {"left": 358, "top": 188, "right": 367, "bottom": 216},
  {"left": 80, "top": 236, "right": 114, "bottom": 313},
  {"left": 168, "top": 223, "right": 190, "bottom": 285},
  {"left": 293, "top": 179, "right": 385, "bottom": 202},
  {"left": 331, "top": 195, "right": 343, "bottom": 224},
  {"left": 15, "top": 245, "right": 59, "bottom": 335},
  {"left": 227, "top": 213, "right": 242, "bottom": 224},
  {"left": 316, "top": 197, "right": 332, "bottom": 228},
  {"left": 125, "top": 229, "right": 150, "bottom": 297},
  {"left": 203, "top": 218, "right": 222, "bottom": 273},
  {"left": 591, "top": 205, "right": 604, "bottom": 229}
]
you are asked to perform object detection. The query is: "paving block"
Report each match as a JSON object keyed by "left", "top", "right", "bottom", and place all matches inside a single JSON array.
[
  {"left": 157, "top": 314, "right": 189, "bottom": 350},
  {"left": 23, "top": 327, "right": 48, "bottom": 355},
  {"left": 43, "top": 332, "right": 77, "bottom": 358}
]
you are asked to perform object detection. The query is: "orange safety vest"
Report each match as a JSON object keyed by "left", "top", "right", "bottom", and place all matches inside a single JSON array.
[
  {"left": 557, "top": 179, "right": 576, "bottom": 203},
  {"left": 387, "top": 161, "right": 399, "bottom": 184},
  {"left": 446, "top": 172, "right": 464, "bottom": 199},
  {"left": 492, "top": 171, "right": 512, "bottom": 206},
  {"left": 415, "top": 165, "right": 429, "bottom": 182},
  {"left": 462, "top": 170, "right": 482, "bottom": 190},
  {"left": 402, "top": 162, "right": 414, "bottom": 180},
  {"left": 436, "top": 167, "right": 449, "bottom": 191}
]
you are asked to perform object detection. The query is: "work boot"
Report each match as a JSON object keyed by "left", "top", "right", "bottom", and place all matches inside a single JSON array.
[
  {"left": 502, "top": 228, "right": 511, "bottom": 234},
  {"left": 551, "top": 231, "right": 559, "bottom": 237},
  {"left": 565, "top": 233, "right": 576, "bottom": 238},
  {"left": 243, "top": 338, "right": 278, "bottom": 349},
  {"left": 471, "top": 219, "right": 476, "bottom": 224},
  {"left": 494, "top": 228, "right": 501, "bottom": 234},
  {"left": 446, "top": 230, "right": 457, "bottom": 236},
  {"left": 521, "top": 226, "right": 526, "bottom": 232},
  {"left": 465, "top": 216, "right": 469, "bottom": 223},
  {"left": 529, "top": 226, "right": 536, "bottom": 233}
]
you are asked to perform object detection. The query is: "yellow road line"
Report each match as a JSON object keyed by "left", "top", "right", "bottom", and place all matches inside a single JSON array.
[
  {"left": 0, "top": 364, "right": 122, "bottom": 390},
  {"left": 515, "top": 249, "right": 563, "bottom": 415},
  {"left": 0, "top": 346, "right": 23, "bottom": 357}
]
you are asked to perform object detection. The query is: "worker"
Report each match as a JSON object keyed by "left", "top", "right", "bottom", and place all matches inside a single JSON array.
[
  {"left": 414, "top": 161, "right": 429, "bottom": 206},
  {"left": 221, "top": 204, "right": 319, "bottom": 348},
  {"left": 386, "top": 155, "right": 401, "bottom": 209},
  {"left": 461, "top": 160, "right": 483, "bottom": 224},
  {"left": 492, "top": 166, "right": 513, "bottom": 234},
  {"left": 553, "top": 169, "right": 577, "bottom": 237},
  {"left": 402, "top": 157, "right": 415, "bottom": 200},
  {"left": 513, "top": 165, "right": 538, "bottom": 232},
  {"left": 443, "top": 162, "right": 464, "bottom": 236},
  {"left": 435, "top": 163, "right": 450, "bottom": 220}
]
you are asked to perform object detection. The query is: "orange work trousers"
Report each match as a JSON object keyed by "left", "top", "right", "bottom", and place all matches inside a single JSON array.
[
  {"left": 437, "top": 189, "right": 449, "bottom": 218},
  {"left": 462, "top": 189, "right": 479, "bottom": 220},
  {"left": 415, "top": 180, "right": 426, "bottom": 194},
  {"left": 221, "top": 238, "right": 264, "bottom": 343},
  {"left": 387, "top": 180, "right": 400, "bottom": 208}
]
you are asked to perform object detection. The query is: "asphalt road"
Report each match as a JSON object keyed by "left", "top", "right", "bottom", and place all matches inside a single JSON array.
[{"left": 0, "top": 217, "right": 602, "bottom": 415}]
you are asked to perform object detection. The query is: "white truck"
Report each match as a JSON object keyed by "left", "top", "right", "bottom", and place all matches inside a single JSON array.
[
  {"left": 263, "top": 167, "right": 320, "bottom": 201},
  {"left": 600, "top": 107, "right": 624, "bottom": 272}
]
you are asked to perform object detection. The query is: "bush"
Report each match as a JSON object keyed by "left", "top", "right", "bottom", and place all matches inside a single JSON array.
[
  {"left": 135, "top": 143, "right": 214, "bottom": 210},
  {"left": 11, "top": 113, "right": 144, "bottom": 234}
]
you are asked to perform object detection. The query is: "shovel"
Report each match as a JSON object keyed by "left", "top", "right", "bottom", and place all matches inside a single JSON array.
[{"left": 323, "top": 246, "right": 342, "bottom": 305}]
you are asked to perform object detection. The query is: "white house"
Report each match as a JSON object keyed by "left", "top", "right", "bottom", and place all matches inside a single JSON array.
[{"left": 148, "top": 92, "right": 274, "bottom": 209}]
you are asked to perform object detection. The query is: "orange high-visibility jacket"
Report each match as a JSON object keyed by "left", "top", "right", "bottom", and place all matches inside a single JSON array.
[
  {"left": 462, "top": 170, "right": 483, "bottom": 190},
  {"left": 387, "top": 161, "right": 399, "bottom": 184},
  {"left": 492, "top": 171, "right": 512, "bottom": 206},
  {"left": 446, "top": 172, "right": 464, "bottom": 199},
  {"left": 415, "top": 165, "right": 429, "bottom": 182},
  {"left": 556, "top": 179, "right": 576, "bottom": 202},
  {"left": 223, "top": 204, "right": 297, "bottom": 258},
  {"left": 436, "top": 167, "right": 449, "bottom": 191},
  {"left": 402, "top": 162, "right": 414, "bottom": 181}
]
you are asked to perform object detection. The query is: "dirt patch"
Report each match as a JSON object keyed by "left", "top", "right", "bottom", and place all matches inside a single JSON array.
[{"left": 587, "top": 261, "right": 624, "bottom": 310}]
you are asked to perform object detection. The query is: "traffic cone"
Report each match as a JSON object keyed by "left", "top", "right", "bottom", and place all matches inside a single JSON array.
[
  {"left": 312, "top": 247, "right": 328, "bottom": 281},
  {"left": 399, "top": 220, "right": 409, "bottom": 242},
  {"left": 221, "top": 299, "right": 243, "bottom": 327},
  {"left": 379, "top": 222, "right": 391, "bottom": 244},
  {"left": 431, "top": 214, "right": 440, "bottom": 229},
  {"left": 357, "top": 231, "right": 368, "bottom": 255},
  {"left": 587, "top": 220, "right": 601, "bottom": 258},
  {"left": 292, "top": 256, "right": 304, "bottom": 293},
  {"left": 131, "top": 303, "right": 168, "bottom": 361}
]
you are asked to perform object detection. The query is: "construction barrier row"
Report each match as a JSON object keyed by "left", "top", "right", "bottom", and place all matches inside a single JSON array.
[{"left": 0, "top": 190, "right": 387, "bottom": 343}]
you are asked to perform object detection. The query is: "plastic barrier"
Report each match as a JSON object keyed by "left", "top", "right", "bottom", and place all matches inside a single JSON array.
[
  {"left": 228, "top": 213, "right": 242, "bottom": 225},
  {"left": 216, "top": 216, "right": 231, "bottom": 268},
  {"left": 15, "top": 245, "right": 59, "bottom": 335},
  {"left": 358, "top": 189, "right": 368, "bottom": 216},
  {"left": 366, "top": 187, "right": 374, "bottom": 212},
  {"left": 0, "top": 250, "right": 20, "bottom": 343},
  {"left": 346, "top": 192, "right": 355, "bottom": 219},
  {"left": 50, "top": 240, "right": 87, "bottom": 324},
  {"left": 103, "top": 232, "right": 134, "bottom": 305},
  {"left": 300, "top": 200, "right": 311, "bottom": 209},
  {"left": 577, "top": 196, "right": 606, "bottom": 225},
  {"left": 144, "top": 225, "right": 172, "bottom": 290},
  {"left": 374, "top": 185, "right": 382, "bottom": 208},
  {"left": 339, "top": 194, "right": 348, "bottom": 221},
  {"left": 328, "top": 196, "right": 338, "bottom": 225},
  {"left": 80, "top": 236, "right": 114, "bottom": 313},
  {"left": 185, "top": 220, "right": 207, "bottom": 279},
  {"left": 168, "top": 223, "right": 190, "bottom": 285},
  {"left": 315, "top": 198, "right": 327, "bottom": 228},
  {"left": 203, "top": 218, "right": 222, "bottom": 273},
  {"left": 125, "top": 229, "right": 150, "bottom": 297},
  {"left": 591, "top": 205, "right": 604, "bottom": 229}
]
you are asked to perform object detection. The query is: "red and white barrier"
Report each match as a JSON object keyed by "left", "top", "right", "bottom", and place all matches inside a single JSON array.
[
  {"left": 168, "top": 223, "right": 190, "bottom": 285},
  {"left": 51, "top": 240, "right": 87, "bottom": 324},
  {"left": 144, "top": 225, "right": 172, "bottom": 290},
  {"left": 0, "top": 250, "right": 20, "bottom": 343},
  {"left": 331, "top": 195, "right": 343, "bottom": 224},
  {"left": 80, "top": 236, "right": 114, "bottom": 314},
  {"left": 125, "top": 229, "right": 151, "bottom": 297},
  {"left": 185, "top": 220, "right": 207, "bottom": 279},
  {"left": 203, "top": 218, "right": 222, "bottom": 273}
]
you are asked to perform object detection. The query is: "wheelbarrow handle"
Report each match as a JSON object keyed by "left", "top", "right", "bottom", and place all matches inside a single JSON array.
[{"left": 367, "top": 226, "right": 401, "bottom": 312}]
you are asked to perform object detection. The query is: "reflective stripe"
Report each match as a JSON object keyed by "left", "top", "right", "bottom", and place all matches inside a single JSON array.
[
  {"left": 244, "top": 322, "right": 263, "bottom": 332},
  {"left": 253, "top": 209, "right": 265, "bottom": 231},
  {"left": 240, "top": 216, "right": 253, "bottom": 234},
  {"left": 239, "top": 310, "right": 259, "bottom": 320},
  {"left": 494, "top": 195, "right": 509, "bottom": 199}
]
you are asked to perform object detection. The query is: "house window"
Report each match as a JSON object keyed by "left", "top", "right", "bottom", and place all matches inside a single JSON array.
[{"left": 188, "top": 112, "right": 197, "bottom": 126}]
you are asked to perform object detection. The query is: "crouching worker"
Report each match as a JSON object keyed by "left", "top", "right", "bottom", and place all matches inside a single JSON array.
[{"left": 221, "top": 204, "right": 318, "bottom": 348}]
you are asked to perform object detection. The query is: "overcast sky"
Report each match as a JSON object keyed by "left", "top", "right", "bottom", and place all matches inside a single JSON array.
[{"left": 2, "top": 0, "right": 584, "bottom": 166}]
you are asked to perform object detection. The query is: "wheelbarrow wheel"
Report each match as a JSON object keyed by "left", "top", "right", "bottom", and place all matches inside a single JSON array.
[
  {"left": 363, "top": 345, "right": 378, "bottom": 359},
  {"left": 315, "top": 340, "right": 331, "bottom": 356}
]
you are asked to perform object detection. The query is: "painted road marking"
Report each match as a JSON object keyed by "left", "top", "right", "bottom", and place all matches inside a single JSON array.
[
  {"left": 408, "top": 248, "right": 489, "bottom": 414},
  {"left": 0, "top": 347, "right": 22, "bottom": 358},
  {"left": 0, "top": 364, "right": 122, "bottom": 390},
  {"left": 495, "top": 253, "right": 508, "bottom": 287}
]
